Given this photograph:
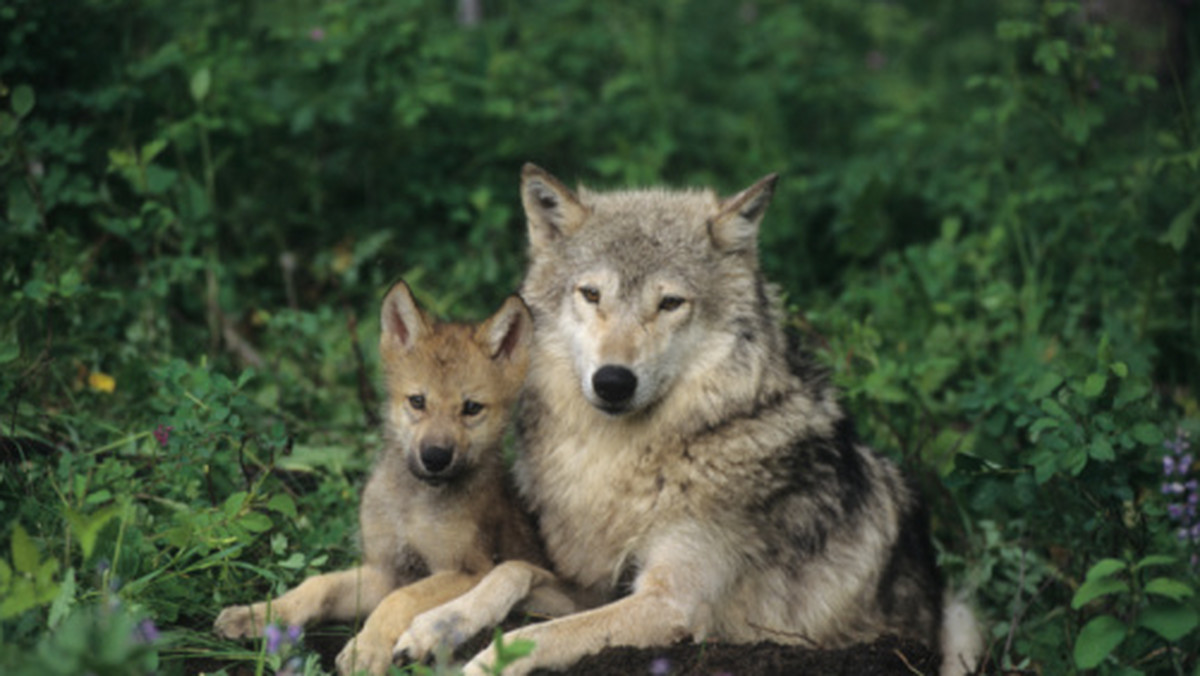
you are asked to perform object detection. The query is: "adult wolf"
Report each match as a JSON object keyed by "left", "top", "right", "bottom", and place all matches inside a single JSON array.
[
  {"left": 409, "top": 165, "right": 980, "bottom": 676},
  {"left": 214, "top": 281, "right": 561, "bottom": 675}
]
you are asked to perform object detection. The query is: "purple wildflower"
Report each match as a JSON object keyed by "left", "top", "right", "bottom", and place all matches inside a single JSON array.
[
  {"left": 1162, "top": 427, "right": 1199, "bottom": 565},
  {"left": 308, "top": 27, "right": 325, "bottom": 42},
  {"left": 649, "top": 657, "right": 671, "bottom": 675},
  {"left": 153, "top": 424, "right": 172, "bottom": 448},
  {"left": 265, "top": 622, "right": 302, "bottom": 655},
  {"left": 265, "top": 624, "right": 284, "bottom": 655},
  {"left": 134, "top": 618, "right": 160, "bottom": 644}
]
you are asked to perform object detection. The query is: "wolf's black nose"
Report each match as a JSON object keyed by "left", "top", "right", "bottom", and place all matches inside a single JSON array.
[
  {"left": 593, "top": 365, "right": 638, "bottom": 404},
  {"left": 419, "top": 445, "right": 454, "bottom": 473}
]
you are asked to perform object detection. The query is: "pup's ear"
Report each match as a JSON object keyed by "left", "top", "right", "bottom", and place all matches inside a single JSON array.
[
  {"left": 709, "top": 173, "right": 779, "bottom": 254},
  {"left": 521, "top": 163, "right": 588, "bottom": 252},
  {"left": 476, "top": 294, "right": 532, "bottom": 367},
  {"left": 380, "top": 280, "right": 431, "bottom": 353}
]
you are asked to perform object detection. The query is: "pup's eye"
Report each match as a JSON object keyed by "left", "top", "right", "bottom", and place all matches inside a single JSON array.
[
  {"left": 658, "top": 296, "right": 686, "bottom": 312},
  {"left": 579, "top": 287, "right": 601, "bottom": 304},
  {"left": 408, "top": 395, "right": 426, "bottom": 410},
  {"left": 462, "top": 400, "right": 484, "bottom": 416}
]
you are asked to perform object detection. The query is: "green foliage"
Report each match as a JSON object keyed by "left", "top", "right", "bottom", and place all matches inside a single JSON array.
[{"left": 2, "top": 0, "right": 1199, "bottom": 673}]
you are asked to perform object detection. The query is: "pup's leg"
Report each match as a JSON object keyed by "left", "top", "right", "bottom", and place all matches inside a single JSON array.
[
  {"left": 214, "top": 565, "right": 393, "bottom": 639},
  {"left": 393, "top": 560, "right": 568, "bottom": 662},
  {"left": 335, "top": 570, "right": 482, "bottom": 676},
  {"left": 461, "top": 563, "right": 712, "bottom": 676}
]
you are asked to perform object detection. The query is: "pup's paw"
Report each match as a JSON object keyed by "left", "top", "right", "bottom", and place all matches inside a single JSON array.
[
  {"left": 392, "top": 610, "right": 466, "bottom": 663},
  {"left": 336, "top": 632, "right": 395, "bottom": 676},
  {"left": 213, "top": 604, "right": 268, "bottom": 639}
]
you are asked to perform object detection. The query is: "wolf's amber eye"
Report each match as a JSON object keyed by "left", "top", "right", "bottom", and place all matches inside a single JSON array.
[
  {"left": 658, "top": 296, "right": 686, "bottom": 312},
  {"left": 408, "top": 395, "right": 426, "bottom": 411},
  {"left": 579, "top": 286, "right": 601, "bottom": 304},
  {"left": 462, "top": 400, "right": 484, "bottom": 416}
]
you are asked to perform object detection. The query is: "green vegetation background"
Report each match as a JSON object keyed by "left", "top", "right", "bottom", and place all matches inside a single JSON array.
[{"left": 2, "top": 0, "right": 1199, "bottom": 673}]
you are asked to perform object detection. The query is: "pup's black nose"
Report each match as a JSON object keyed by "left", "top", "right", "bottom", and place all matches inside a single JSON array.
[
  {"left": 419, "top": 445, "right": 454, "bottom": 474},
  {"left": 592, "top": 365, "right": 638, "bottom": 405}
]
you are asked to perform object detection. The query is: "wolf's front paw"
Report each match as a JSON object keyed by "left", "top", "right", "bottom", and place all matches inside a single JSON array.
[
  {"left": 392, "top": 610, "right": 466, "bottom": 663},
  {"left": 213, "top": 604, "right": 268, "bottom": 639},
  {"left": 336, "top": 632, "right": 395, "bottom": 676}
]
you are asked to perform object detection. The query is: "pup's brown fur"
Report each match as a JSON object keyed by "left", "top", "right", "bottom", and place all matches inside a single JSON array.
[{"left": 213, "top": 281, "right": 550, "bottom": 675}]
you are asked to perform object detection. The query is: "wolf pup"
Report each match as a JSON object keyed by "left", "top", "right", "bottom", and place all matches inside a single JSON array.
[
  {"left": 213, "top": 281, "right": 550, "bottom": 676},
  {"left": 409, "top": 165, "right": 982, "bottom": 676}
]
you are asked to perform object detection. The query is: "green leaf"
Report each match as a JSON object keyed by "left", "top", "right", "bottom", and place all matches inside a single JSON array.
[
  {"left": 1081, "top": 373, "right": 1107, "bottom": 398},
  {"left": 1085, "top": 558, "right": 1128, "bottom": 580},
  {"left": 0, "top": 329, "right": 18, "bottom": 364},
  {"left": 47, "top": 567, "right": 76, "bottom": 629},
  {"left": 1161, "top": 196, "right": 1199, "bottom": 252},
  {"left": 1073, "top": 577, "right": 1129, "bottom": 609},
  {"left": 239, "top": 512, "right": 273, "bottom": 533},
  {"left": 1132, "top": 555, "right": 1176, "bottom": 571},
  {"left": 1074, "top": 614, "right": 1126, "bottom": 669},
  {"left": 1110, "top": 362, "right": 1129, "bottom": 379},
  {"left": 63, "top": 504, "right": 122, "bottom": 561},
  {"left": 1029, "top": 372, "right": 1063, "bottom": 400},
  {"left": 11, "top": 523, "right": 37, "bottom": 575},
  {"left": 190, "top": 67, "right": 212, "bottom": 103},
  {"left": 1029, "top": 417, "right": 1060, "bottom": 441},
  {"left": 266, "top": 493, "right": 297, "bottom": 519},
  {"left": 1139, "top": 603, "right": 1199, "bottom": 642},
  {"left": 1088, "top": 437, "right": 1115, "bottom": 462},
  {"left": 1130, "top": 423, "right": 1163, "bottom": 446},
  {"left": 1144, "top": 577, "right": 1194, "bottom": 601},
  {"left": 11, "top": 85, "right": 34, "bottom": 118}
]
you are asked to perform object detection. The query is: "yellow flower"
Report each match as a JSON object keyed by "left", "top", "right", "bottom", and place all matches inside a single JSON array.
[{"left": 88, "top": 371, "right": 116, "bottom": 393}]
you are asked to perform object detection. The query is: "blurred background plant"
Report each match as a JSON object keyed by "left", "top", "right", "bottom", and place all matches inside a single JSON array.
[{"left": 1, "top": 0, "right": 1197, "bottom": 673}]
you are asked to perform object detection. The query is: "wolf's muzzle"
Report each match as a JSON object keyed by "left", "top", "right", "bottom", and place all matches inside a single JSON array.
[{"left": 592, "top": 365, "right": 638, "bottom": 407}]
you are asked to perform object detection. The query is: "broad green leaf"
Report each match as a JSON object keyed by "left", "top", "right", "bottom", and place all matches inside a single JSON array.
[
  {"left": 1029, "top": 372, "right": 1063, "bottom": 400},
  {"left": 1029, "top": 417, "right": 1059, "bottom": 441},
  {"left": 1081, "top": 373, "right": 1107, "bottom": 398},
  {"left": 11, "top": 85, "right": 34, "bottom": 118},
  {"left": 1139, "top": 603, "right": 1198, "bottom": 641},
  {"left": 239, "top": 512, "right": 273, "bottom": 533},
  {"left": 1132, "top": 555, "right": 1176, "bottom": 571},
  {"left": 1074, "top": 614, "right": 1126, "bottom": 669},
  {"left": 1088, "top": 437, "right": 1115, "bottom": 462},
  {"left": 11, "top": 523, "right": 37, "bottom": 575},
  {"left": 1130, "top": 423, "right": 1163, "bottom": 446},
  {"left": 266, "top": 493, "right": 297, "bottom": 519},
  {"left": 1144, "top": 577, "right": 1194, "bottom": 601},
  {"left": 1110, "top": 362, "right": 1129, "bottom": 379},
  {"left": 1085, "top": 559, "right": 1128, "bottom": 580},
  {"left": 190, "top": 67, "right": 212, "bottom": 103},
  {"left": 1161, "top": 196, "right": 1198, "bottom": 252},
  {"left": 0, "top": 330, "right": 17, "bottom": 364},
  {"left": 63, "top": 504, "right": 122, "bottom": 561},
  {"left": 1073, "top": 577, "right": 1128, "bottom": 609}
]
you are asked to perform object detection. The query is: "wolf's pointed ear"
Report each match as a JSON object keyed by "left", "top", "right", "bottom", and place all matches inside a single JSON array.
[
  {"left": 709, "top": 173, "right": 779, "bottom": 254},
  {"left": 476, "top": 294, "right": 532, "bottom": 365},
  {"left": 380, "top": 281, "right": 430, "bottom": 353},
  {"left": 521, "top": 163, "right": 587, "bottom": 252}
]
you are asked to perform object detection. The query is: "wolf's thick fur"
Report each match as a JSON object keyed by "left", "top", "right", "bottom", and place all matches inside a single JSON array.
[
  {"left": 213, "top": 282, "right": 556, "bottom": 675},
  {"left": 410, "top": 166, "right": 981, "bottom": 676}
]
